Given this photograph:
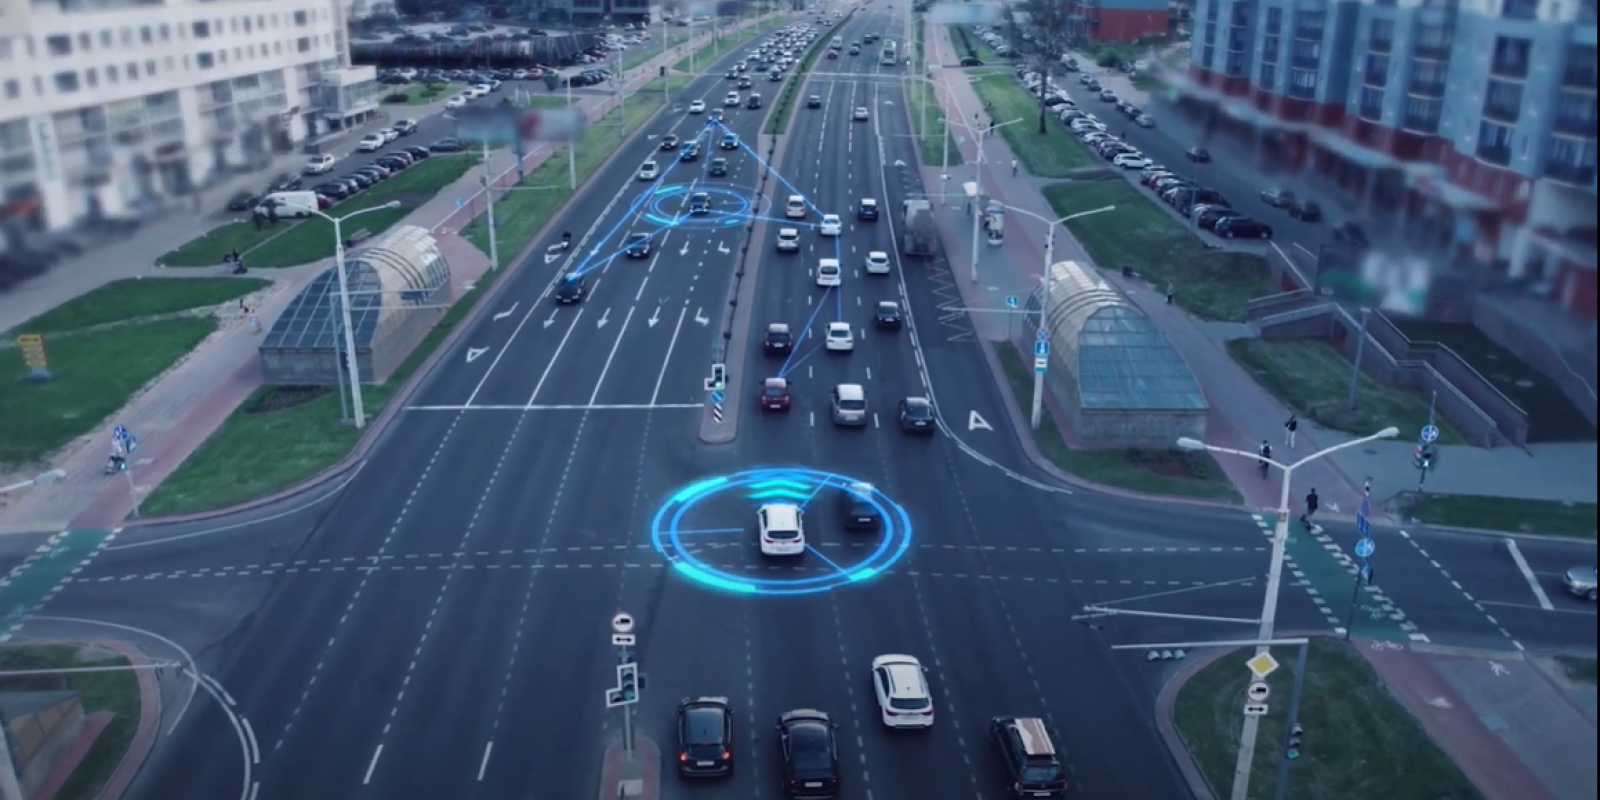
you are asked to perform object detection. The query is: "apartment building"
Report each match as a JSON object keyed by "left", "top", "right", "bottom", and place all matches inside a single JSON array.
[
  {"left": 1, "top": 0, "right": 380, "bottom": 234},
  {"left": 1176, "top": 0, "right": 1597, "bottom": 320},
  {"left": 1064, "top": 0, "right": 1172, "bottom": 44}
]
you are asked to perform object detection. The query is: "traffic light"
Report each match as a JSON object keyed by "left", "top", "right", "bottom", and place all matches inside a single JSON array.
[
  {"left": 1286, "top": 723, "right": 1304, "bottom": 760},
  {"left": 709, "top": 362, "right": 727, "bottom": 391},
  {"left": 659, "top": 65, "right": 667, "bottom": 77},
  {"left": 1412, "top": 444, "right": 1436, "bottom": 471},
  {"left": 616, "top": 662, "right": 639, "bottom": 702}
]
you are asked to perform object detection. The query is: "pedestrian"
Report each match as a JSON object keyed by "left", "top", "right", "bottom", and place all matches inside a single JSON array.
[
  {"left": 1011, "top": 159, "right": 1018, "bottom": 176},
  {"left": 1300, "top": 487, "right": 1319, "bottom": 529},
  {"left": 248, "top": 309, "right": 261, "bottom": 333},
  {"left": 1284, "top": 414, "right": 1298, "bottom": 448},
  {"left": 1257, "top": 440, "right": 1272, "bottom": 479},
  {"left": 1165, "top": 282, "right": 1174, "bottom": 304}
]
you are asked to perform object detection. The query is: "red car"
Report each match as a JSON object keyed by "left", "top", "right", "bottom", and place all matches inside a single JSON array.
[{"left": 760, "top": 377, "right": 791, "bottom": 411}]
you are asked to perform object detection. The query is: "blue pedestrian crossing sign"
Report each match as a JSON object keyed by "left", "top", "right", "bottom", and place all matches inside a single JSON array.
[
  {"left": 1420, "top": 424, "right": 1440, "bottom": 443},
  {"left": 1034, "top": 341, "right": 1050, "bottom": 358},
  {"left": 1356, "top": 513, "right": 1371, "bottom": 537},
  {"left": 709, "top": 391, "right": 725, "bottom": 406},
  {"left": 1353, "top": 537, "right": 1375, "bottom": 559},
  {"left": 1005, "top": 296, "right": 1019, "bottom": 309},
  {"left": 112, "top": 425, "right": 138, "bottom": 454},
  {"left": 1036, "top": 327, "right": 1050, "bottom": 341}
]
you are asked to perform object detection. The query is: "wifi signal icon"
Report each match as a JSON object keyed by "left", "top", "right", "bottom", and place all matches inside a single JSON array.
[{"left": 746, "top": 477, "right": 811, "bottom": 503}]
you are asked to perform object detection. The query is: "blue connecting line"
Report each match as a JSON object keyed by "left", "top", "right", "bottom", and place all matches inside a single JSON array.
[
  {"left": 832, "top": 236, "right": 845, "bottom": 319},
  {"left": 732, "top": 137, "right": 826, "bottom": 216},
  {"left": 806, "top": 545, "right": 850, "bottom": 575},
  {"left": 568, "top": 146, "right": 698, "bottom": 277},
  {"left": 777, "top": 284, "right": 838, "bottom": 377},
  {"left": 777, "top": 343, "right": 825, "bottom": 380}
]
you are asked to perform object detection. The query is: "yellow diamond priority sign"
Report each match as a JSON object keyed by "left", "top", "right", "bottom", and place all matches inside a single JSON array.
[{"left": 1246, "top": 652, "right": 1280, "bottom": 680}]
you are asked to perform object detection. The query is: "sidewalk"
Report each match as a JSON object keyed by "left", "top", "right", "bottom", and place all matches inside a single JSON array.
[
  {"left": 0, "top": 19, "right": 772, "bottom": 535},
  {"left": 921, "top": 22, "right": 1363, "bottom": 511}
]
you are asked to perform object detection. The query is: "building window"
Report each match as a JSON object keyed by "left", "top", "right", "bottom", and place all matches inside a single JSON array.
[
  {"left": 297, "top": 37, "right": 312, "bottom": 53},
  {"left": 1545, "top": 138, "right": 1596, "bottom": 185},
  {"left": 1477, "top": 121, "right": 1514, "bottom": 165},
  {"left": 108, "top": 65, "right": 119, "bottom": 83},
  {"left": 141, "top": 26, "right": 153, "bottom": 44},
  {"left": 85, "top": 69, "right": 97, "bottom": 88},
  {"left": 1483, "top": 79, "right": 1523, "bottom": 122},
  {"left": 1363, "top": 53, "right": 1389, "bottom": 87},
  {"left": 1490, "top": 36, "right": 1531, "bottom": 79},
  {"left": 198, "top": 52, "right": 216, "bottom": 69},
  {"left": 1404, "top": 96, "right": 1441, "bottom": 133},
  {"left": 1265, "top": 6, "right": 1282, "bottom": 27},
  {"left": 1291, "top": 37, "right": 1321, "bottom": 68},
  {"left": 1258, "top": 62, "right": 1277, "bottom": 90},
  {"left": 1225, "top": 52, "right": 1247, "bottom": 76},
  {"left": 78, "top": 32, "right": 91, "bottom": 51},
  {"left": 1409, "top": 61, "right": 1447, "bottom": 97},
  {"left": 1368, "top": 18, "right": 1393, "bottom": 52},
  {"left": 294, "top": 10, "right": 309, "bottom": 25},
  {"left": 100, "top": 30, "right": 113, "bottom": 48},
  {"left": 1502, "top": 0, "right": 1538, "bottom": 20},
  {"left": 146, "top": 60, "right": 156, "bottom": 77},
  {"left": 160, "top": 24, "right": 171, "bottom": 41},
  {"left": 1564, "top": 45, "right": 1598, "bottom": 88},
  {"left": 46, "top": 35, "right": 72, "bottom": 56},
  {"left": 3, "top": 79, "right": 18, "bottom": 100},
  {"left": 1358, "top": 86, "right": 1384, "bottom": 120},
  {"left": 54, "top": 72, "right": 81, "bottom": 93},
  {"left": 122, "top": 28, "right": 132, "bottom": 46},
  {"left": 1263, "top": 34, "right": 1280, "bottom": 63},
  {"left": 1554, "top": 89, "right": 1598, "bottom": 135},
  {"left": 193, "top": 21, "right": 211, "bottom": 39},
  {"left": 1203, "top": 44, "right": 1216, "bottom": 69},
  {"left": 1288, "top": 68, "right": 1318, "bottom": 99}
]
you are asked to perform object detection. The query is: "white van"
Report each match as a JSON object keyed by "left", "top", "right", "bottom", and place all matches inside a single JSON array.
[
  {"left": 254, "top": 191, "right": 320, "bottom": 218},
  {"left": 831, "top": 384, "right": 868, "bottom": 425}
]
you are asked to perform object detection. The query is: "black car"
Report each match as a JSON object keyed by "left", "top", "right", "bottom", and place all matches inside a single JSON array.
[
  {"left": 688, "top": 192, "right": 711, "bottom": 214},
  {"left": 624, "top": 233, "right": 651, "bottom": 258},
  {"left": 776, "top": 710, "right": 839, "bottom": 798},
  {"left": 1186, "top": 146, "right": 1211, "bottom": 163},
  {"left": 858, "top": 198, "right": 878, "bottom": 220},
  {"left": 991, "top": 716, "right": 1068, "bottom": 797},
  {"left": 1333, "top": 221, "right": 1370, "bottom": 248},
  {"left": 960, "top": 56, "right": 984, "bottom": 66},
  {"left": 343, "top": 172, "right": 377, "bottom": 189},
  {"left": 837, "top": 482, "right": 882, "bottom": 530},
  {"left": 376, "top": 155, "right": 409, "bottom": 171},
  {"left": 676, "top": 697, "right": 734, "bottom": 778},
  {"left": 680, "top": 144, "right": 700, "bottom": 162},
  {"left": 708, "top": 157, "right": 729, "bottom": 177},
  {"left": 226, "top": 191, "right": 261, "bottom": 212},
  {"left": 660, "top": 134, "right": 680, "bottom": 151},
  {"left": 554, "top": 274, "right": 587, "bottom": 303},
  {"left": 720, "top": 132, "right": 740, "bottom": 150},
  {"left": 763, "top": 323, "right": 793, "bottom": 355},
  {"left": 898, "top": 397, "right": 935, "bottom": 433},
  {"left": 746, "top": 94, "right": 762, "bottom": 109},
  {"left": 311, "top": 182, "right": 351, "bottom": 201},
  {"left": 267, "top": 172, "right": 302, "bottom": 192},
  {"left": 874, "top": 301, "right": 902, "bottom": 329},
  {"left": 1214, "top": 216, "right": 1273, "bottom": 240},
  {"left": 430, "top": 137, "right": 467, "bottom": 152},
  {"left": 1287, "top": 200, "right": 1322, "bottom": 222},
  {"left": 403, "top": 145, "right": 432, "bottom": 160}
]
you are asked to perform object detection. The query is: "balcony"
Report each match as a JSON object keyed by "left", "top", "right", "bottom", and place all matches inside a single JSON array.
[
  {"left": 1477, "top": 142, "right": 1512, "bottom": 165},
  {"left": 1363, "top": 69, "right": 1387, "bottom": 88},
  {"left": 1292, "top": 54, "right": 1322, "bottom": 69},
  {"left": 1408, "top": 78, "right": 1444, "bottom": 97},
  {"left": 1370, "top": 37, "right": 1393, "bottom": 54},
  {"left": 1414, "top": 41, "right": 1452, "bottom": 61},
  {"left": 1402, "top": 112, "right": 1440, "bottom": 133},
  {"left": 1544, "top": 161, "right": 1595, "bottom": 186},
  {"left": 1564, "top": 62, "right": 1598, "bottom": 90},
  {"left": 1490, "top": 54, "right": 1530, "bottom": 80},
  {"left": 1553, "top": 114, "right": 1598, "bottom": 137},
  {"left": 1358, "top": 101, "right": 1384, "bottom": 121},
  {"left": 1482, "top": 102, "right": 1520, "bottom": 124},
  {"left": 1294, "top": 24, "right": 1325, "bottom": 40},
  {"left": 1230, "top": 10, "right": 1251, "bottom": 26},
  {"left": 1502, "top": 0, "right": 1539, "bottom": 19}
]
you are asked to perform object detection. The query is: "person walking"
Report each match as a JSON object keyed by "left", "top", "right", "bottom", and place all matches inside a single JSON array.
[
  {"left": 1257, "top": 440, "right": 1272, "bottom": 479},
  {"left": 1165, "top": 282, "right": 1175, "bottom": 304},
  {"left": 1300, "top": 487, "right": 1320, "bottom": 529},
  {"left": 1011, "top": 159, "right": 1019, "bottom": 176},
  {"left": 1284, "top": 414, "right": 1299, "bottom": 449}
]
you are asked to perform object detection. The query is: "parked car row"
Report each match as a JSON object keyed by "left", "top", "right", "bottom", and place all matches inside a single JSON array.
[
  {"left": 970, "top": 24, "right": 1016, "bottom": 58},
  {"left": 381, "top": 66, "right": 553, "bottom": 86}
]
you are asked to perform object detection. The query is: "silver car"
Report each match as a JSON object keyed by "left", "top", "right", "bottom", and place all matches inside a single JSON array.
[{"left": 1563, "top": 565, "right": 1597, "bottom": 601}]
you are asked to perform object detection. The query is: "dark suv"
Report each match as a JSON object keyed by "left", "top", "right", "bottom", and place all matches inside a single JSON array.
[
  {"left": 554, "top": 274, "right": 587, "bottom": 304},
  {"left": 991, "top": 716, "right": 1068, "bottom": 797},
  {"left": 837, "top": 482, "right": 882, "bottom": 530},
  {"left": 676, "top": 697, "right": 734, "bottom": 778},
  {"left": 776, "top": 709, "right": 839, "bottom": 798}
]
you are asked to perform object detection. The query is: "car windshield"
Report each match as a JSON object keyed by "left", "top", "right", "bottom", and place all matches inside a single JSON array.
[
  {"left": 906, "top": 403, "right": 930, "bottom": 418},
  {"left": 789, "top": 727, "right": 832, "bottom": 772},
  {"left": 821, "top": 265, "right": 839, "bottom": 274},
  {"left": 838, "top": 399, "right": 865, "bottom": 411},
  {"left": 769, "top": 331, "right": 790, "bottom": 343},
  {"left": 1022, "top": 764, "right": 1062, "bottom": 783},
  {"left": 764, "top": 383, "right": 787, "bottom": 397}
]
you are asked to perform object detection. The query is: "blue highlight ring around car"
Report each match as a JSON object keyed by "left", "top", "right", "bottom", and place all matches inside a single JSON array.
[
  {"left": 644, "top": 184, "right": 759, "bottom": 228},
  {"left": 650, "top": 468, "right": 914, "bottom": 596}
]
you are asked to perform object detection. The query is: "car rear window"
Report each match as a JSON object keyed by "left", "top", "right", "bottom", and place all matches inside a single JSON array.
[
  {"left": 767, "top": 527, "right": 800, "bottom": 540},
  {"left": 838, "top": 399, "right": 865, "bottom": 411},
  {"left": 820, "top": 264, "right": 839, "bottom": 273},
  {"left": 791, "top": 730, "right": 831, "bottom": 770},
  {"left": 888, "top": 696, "right": 928, "bottom": 710},
  {"left": 1022, "top": 764, "right": 1062, "bottom": 782},
  {"left": 684, "top": 708, "right": 724, "bottom": 744}
]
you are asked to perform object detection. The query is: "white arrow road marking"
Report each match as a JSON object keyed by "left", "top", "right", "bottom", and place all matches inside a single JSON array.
[
  {"left": 893, "top": 159, "right": 906, "bottom": 167},
  {"left": 968, "top": 411, "right": 993, "bottom": 432},
  {"left": 492, "top": 302, "right": 519, "bottom": 321},
  {"left": 543, "top": 245, "right": 565, "bottom": 265},
  {"left": 680, "top": 241, "right": 690, "bottom": 256},
  {"left": 718, "top": 241, "right": 731, "bottom": 254},
  {"left": 543, "top": 311, "right": 559, "bottom": 329},
  {"left": 596, "top": 308, "right": 611, "bottom": 329},
  {"left": 647, "top": 306, "right": 662, "bottom": 327},
  {"left": 693, "top": 307, "right": 710, "bottom": 326},
  {"left": 466, "top": 347, "right": 489, "bottom": 363}
]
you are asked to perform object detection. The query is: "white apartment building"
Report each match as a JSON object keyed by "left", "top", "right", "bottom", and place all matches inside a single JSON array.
[{"left": 0, "top": 0, "right": 381, "bottom": 233}]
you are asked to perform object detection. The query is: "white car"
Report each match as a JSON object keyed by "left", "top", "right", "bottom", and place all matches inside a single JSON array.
[
  {"left": 865, "top": 251, "right": 890, "bottom": 274},
  {"left": 819, "top": 214, "right": 842, "bottom": 236},
  {"left": 1113, "top": 153, "right": 1150, "bottom": 169},
  {"left": 824, "top": 321, "right": 854, "bottom": 351},
  {"left": 785, "top": 195, "right": 807, "bottom": 219},
  {"left": 380, "top": 128, "right": 400, "bottom": 143},
  {"left": 688, "top": 100, "right": 707, "bottom": 114},
  {"left": 304, "top": 154, "right": 336, "bottom": 175},
  {"left": 816, "top": 258, "right": 842, "bottom": 287},
  {"left": 639, "top": 160, "right": 659, "bottom": 180},
  {"left": 758, "top": 503, "right": 805, "bottom": 556},
  {"left": 852, "top": 107, "right": 870, "bottom": 121},
  {"left": 1136, "top": 114, "right": 1156, "bottom": 128},
  {"left": 871, "top": 654, "right": 934, "bottom": 728},
  {"left": 445, "top": 95, "right": 467, "bottom": 109},
  {"left": 725, "top": 91, "right": 741, "bottom": 106},
  {"left": 776, "top": 228, "right": 801, "bottom": 251},
  {"left": 357, "top": 134, "right": 386, "bottom": 152}
]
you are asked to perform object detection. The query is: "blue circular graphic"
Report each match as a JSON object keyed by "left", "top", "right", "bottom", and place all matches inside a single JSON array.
[
  {"left": 651, "top": 468, "right": 914, "bottom": 596},
  {"left": 644, "top": 184, "right": 760, "bottom": 228}
]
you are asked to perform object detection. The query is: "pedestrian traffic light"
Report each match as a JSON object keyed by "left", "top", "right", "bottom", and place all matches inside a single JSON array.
[
  {"left": 1286, "top": 723, "right": 1304, "bottom": 760},
  {"left": 1413, "top": 444, "right": 1436, "bottom": 470}
]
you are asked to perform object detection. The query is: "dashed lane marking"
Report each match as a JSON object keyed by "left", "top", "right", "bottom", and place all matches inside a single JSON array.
[{"left": 1397, "top": 529, "right": 1525, "bottom": 651}]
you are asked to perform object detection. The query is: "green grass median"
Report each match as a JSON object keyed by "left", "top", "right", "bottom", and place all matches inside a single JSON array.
[
  {"left": 970, "top": 73, "right": 1097, "bottom": 176},
  {"left": 1392, "top": 493, "right": 1597, "bottom": 539},
  {"left": 767, "top": 13, "right": 852, "bottom": 135}
]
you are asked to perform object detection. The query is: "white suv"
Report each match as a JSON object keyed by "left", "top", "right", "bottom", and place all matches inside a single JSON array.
[
  {"left": 871, "top": 654, "right": 934, "bottom": 728},
  {"left": 758, "top": 504, "right": 805, "bottom": 556},
  {"left": 357, "top": 133, "right": 386, "bottom": 152}
]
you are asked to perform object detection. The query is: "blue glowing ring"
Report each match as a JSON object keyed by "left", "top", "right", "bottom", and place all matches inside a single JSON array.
[
  {"left": 650, "top": 468, "right": 914, "bottom": 596},
  {"left": 643, "top": 184, "right": 760, "bottom": 228}
]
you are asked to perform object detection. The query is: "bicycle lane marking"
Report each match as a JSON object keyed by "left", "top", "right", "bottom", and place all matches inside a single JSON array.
[
  {"left": 1251, "top": 514, "right": 1428, "bottom": 643},
  {"left": 0, "top": 529, "right": 119, "bottom": 641}
]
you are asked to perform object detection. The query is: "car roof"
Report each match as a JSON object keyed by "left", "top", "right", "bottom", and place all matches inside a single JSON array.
[
  {"left": 778, "top": 228, "right": 799, "bottom": 235},
  {"left": 868, "top": 250, "right": 888, "bottom": 257},
  {"left": 681, "top": 695, "right": 730, "bottom": 709},
  {"left": 873, "top": 656, "right": 926, "bottom": 696},
  {"left": 761, "top": 503, "right": 801, "bottom": 527},
  {"left": 861, "top": 197, "right": 877, "bottom": 204},
  {"left": 905, "top": 396, "right": 931, "bottom": 407},
  {"left": 836, "top": 383, "right": 864, "bottom": 399},
  {"left": 998, "top": 716, "right": 1057, "bottom": 756},
  {"left": 827, "top": 321, "right": 850, "bottom": 331},
  {"left": 764, "top": 377, "right": 788, "bottom": 388},
  {"left": 788, "top": 194, "right": 804, "bottom": 201},
  {"left": 877, "top": 300, "right": 899, "bottom": 309}
]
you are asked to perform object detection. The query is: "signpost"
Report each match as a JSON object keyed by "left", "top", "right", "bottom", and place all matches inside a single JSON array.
[
  {"left": 17, "top": 335, "right": 50, "bottom": 381},
  {"left": 111, "top": 425, "right": 142, "bottom": 517},
  {"left": 1345, "top": 529, "right": 1376, "bottom": 639},
  {"left": 1356, "top": 497, "right": 1371, "bottom": 538},
  {"left": 705, "top": 363, "right": 726, "bottom": 424},
  {"left": 1005, "top": 295, "right": 1019, "bottom": 309},
  {"left": 1420, "top": 424, "right": 1439, "bottom": 443},
  {"left": 1029, "top": 338, "right": 1050, "bottom": 429},
  {"left": 606, "top": 613, "right": 641, "bottom": 759}
]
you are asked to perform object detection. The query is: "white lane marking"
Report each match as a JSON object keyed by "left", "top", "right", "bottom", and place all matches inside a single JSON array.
[
  {"left": 1505, "top": 539, "right": 1555, "bottom": 610},
  {"left": 363, "top": 744, "right": 384, "bottom": 785},
  {"left": 589, "top": 305, "right": 637, "bottom": 405},
  {"left": 651, "top": 306, "right": 689, "bottom": 405},
  {"left": 525, "top": 308, "right": 586, "bottom": 406},
  {"left": 478, "top": 740, "right": 494, "bottom": 781}
]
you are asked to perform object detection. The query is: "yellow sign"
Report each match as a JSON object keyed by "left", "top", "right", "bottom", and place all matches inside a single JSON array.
[
  {"left": 1246, "top": 652, "right": 1280, "bottom": 680},
  {"left": 16, "top": 334, "right": 47, "bottom": 371}
]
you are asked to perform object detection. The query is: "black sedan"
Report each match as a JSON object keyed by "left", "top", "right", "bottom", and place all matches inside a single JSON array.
[
  {"left": 403, "top": 145, "right": 432, "bottom": 160},
  {"left": 677, "top": 697, "right": 735, "bottom": 778},
  {"left": 764, "top": 323, "right": 793, "bottom": 355},
  {"left": 899, "top": 397, "right": 935, "bottom": 433},
  {"left": 225, "top": 191, "right": 262, "bottom": 212},
  {"left": 874, "top": 301, "right": 902, "bottom": 329},
  {"left": 624, "top": 232, "right": 651, "bottom": 258},
  {"left": 688, "top": 192, "right": 711, "bottom": 214},
  {"left": 1214, "top": 216, "right": 1273, "bottom": 240},
  {"left": 679, "top": 144, "right": 700, "bottom": 162},
  {"left": 776, "top": 710, "right": 839, "bottom": 798},
  {"left": 660, "top": 134, "right": 681, "bottom": 151},
  {"left": 430, "top": 137, "right": 467, "bottom": 152},
  {"left": 311, "top": 182, "right": 353, "bottom": 201}
]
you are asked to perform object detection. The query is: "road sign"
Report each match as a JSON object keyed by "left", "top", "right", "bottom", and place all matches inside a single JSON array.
[
  {"left": 1245, "top": 651, "right": 1280, "bottom": 679},
  {"left": 112, "top": 426, "right": 138, "bottom": 455},
  {"left": 1033, "top": 341, "right": 1050, "bottom": 358},
  {"left": 1036, "top": 326, "right": 1050, "bottom": 341},
  {"left": 1354, "top": 537, "right": 1375, "bottom": 559},
  {"left": 1420, "top": 424, "right": 1440, "bottom": 443},
  {"left": 1246, "top": 681, "right": 1271, "bottom": 703},
  {"left": 17, "top": 334, "right": 49, "bottom": 379},
  {"left": 1243, "top": 703, "right": 1269, "bottom": 717},
  {"left": 611, "top": 633, "right": 636, "bottom": 646},
  {"left": 1359, "top": 562, "right": 1373, "bottom": 586},
  {"left": 611, "top": 612, "right": 635, "bottom": 634},
  {"left": 1033, "top": 357, "right": 1048, "bottom": 374},
  {"left": 1005, "top": 295, "right": 1019, "bottom": 309},
  {"left": 709, "top": 390, "right": 726, "bottom": 405},
  {"left": 1356, "top": 513, "right": 1371, "bottom": 537}
]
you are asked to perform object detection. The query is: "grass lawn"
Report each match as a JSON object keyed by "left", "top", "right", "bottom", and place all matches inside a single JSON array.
[
  {"left": 904, "top": 77, "right": 963, "bottom": 167},
  {"left": 6, "top": 277, "right": 266, "bottom": 337},
  {"left": 1556, "top": 655, "right": 1598, "bottom": 684},
  {"left": 0, "top": 644, "right": 141, "bottom": 800},
  {"left": 159, "top": 221, "right": 293, "bottom": 268},
  {"left": 639, "top": 74, "right": 694, "bottom": 94},
  {"left": 994, "top": 343, "right": 1240, "bottom": 502},
  {"left": 246, "top": 156, "right": 478, "bottom": 268},
  {"left": 1392, "top": 493, "right": 1597, "bottom": 539},
  {"left": 382, "top": 83, "right": 450, "bottom": 106},
  {"left": 969, "top": 73, "right": 1097, "bottom": 176},
  {"left": 1226, "top": 338, "right": 1468, "bottom": 444},
  {"left": 1044, "top": 181, "right": 1273, "bottom": 321},
  {"left": 1174, "top": 638, "right": 1483, "bottom": 800},
  {"left": 1, "top": 318, "right": 217, "bottom": 469},
  {"left": 464, "top": 98, "right": 664, "bottom": 260},
  {"left": 517, "top": 94, "right": 577, "bottom": 108}
]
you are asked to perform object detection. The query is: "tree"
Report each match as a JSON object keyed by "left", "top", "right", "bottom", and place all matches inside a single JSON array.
[{"left": 1005, "top": 0, "right": 1076, "bottom": 134}]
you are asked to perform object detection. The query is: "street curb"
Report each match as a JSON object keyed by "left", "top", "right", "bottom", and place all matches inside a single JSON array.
[{"left": 117, "top": 27, "right": 753, "bottom": 529}]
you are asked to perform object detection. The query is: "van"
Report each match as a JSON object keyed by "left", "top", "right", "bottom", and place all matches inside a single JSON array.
[
  {"left": 254, "top": 191, "right": 320, "bottom": 218},
  {"left": 831, "top": 384, "right": 867, "bottom": 426}
]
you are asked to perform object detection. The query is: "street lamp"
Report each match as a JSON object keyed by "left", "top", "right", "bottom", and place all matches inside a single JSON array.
[
  {"left": 0, "top": 469, "right": 66, "bottom": 495},
  {"left": 1017, "top": 204, "right": 1118, "bottom": 429},
  {"left": 283, "top": 200, "right": 402, "bottom": 430},
  {"left": 1176, "top": 425, "right": 1400, "bottom": 800},
  {"left": 963, "top": 116, "right": 1026, "bottom": 285}
]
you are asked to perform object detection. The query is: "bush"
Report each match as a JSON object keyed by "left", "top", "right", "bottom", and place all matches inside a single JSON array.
[
  {"left": 423, "top": 82, "right": 448, "bottom": 94},
  {"left": 383, "top": 92, "right": 410, "bottom": 104}
]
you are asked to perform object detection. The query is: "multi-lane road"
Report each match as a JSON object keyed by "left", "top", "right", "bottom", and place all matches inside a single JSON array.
[{"left": 21, "top": 5, "right": 1595, "bottom": 800}]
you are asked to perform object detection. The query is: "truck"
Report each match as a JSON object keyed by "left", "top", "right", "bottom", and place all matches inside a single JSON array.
[{"left": 901, "top": 199, "right": 936, "bottom": 257}]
